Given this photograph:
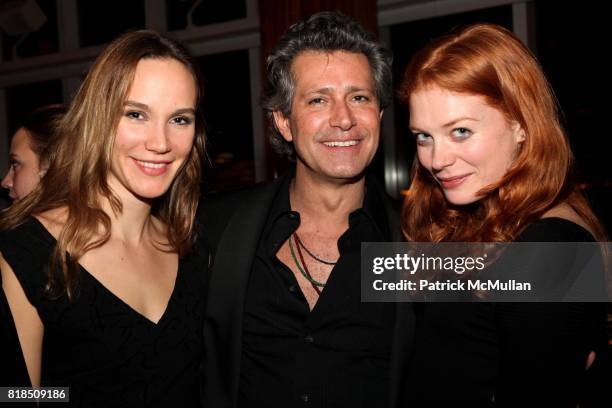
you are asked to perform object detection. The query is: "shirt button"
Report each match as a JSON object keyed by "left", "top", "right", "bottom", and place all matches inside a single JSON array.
[
  {"left": 288, "top": 213, "right": 298, "bottom": 220},
  {"left": 288, "top": 284, "right": 297, "bottom": 293},
  {"left": 304, "top": 334, "right": 314, "bottom": 343},
  {"left": 300, "top": 394, "right": 310, "bottom": 402}
]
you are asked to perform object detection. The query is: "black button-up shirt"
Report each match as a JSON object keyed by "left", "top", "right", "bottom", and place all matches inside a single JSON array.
[{"left": 238, "top": 175, "right": 396, "bottom": 407}]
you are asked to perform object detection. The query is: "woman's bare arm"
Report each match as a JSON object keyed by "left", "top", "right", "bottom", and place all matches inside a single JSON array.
[{"left": 1, "top": 252, "right": 43, "bottom": 387}]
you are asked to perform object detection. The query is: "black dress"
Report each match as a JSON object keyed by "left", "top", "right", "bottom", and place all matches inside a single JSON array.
[
  {"left": 407, "top": 218, "right": 609, "bottom": 407},
  {"left": 0, "top": 217, "right": 209, "bottom": 407}
]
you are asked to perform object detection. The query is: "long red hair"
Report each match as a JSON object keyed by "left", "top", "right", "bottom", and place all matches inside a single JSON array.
[{"left": 398, "top": 23, "right": 605, "bottom": 242}]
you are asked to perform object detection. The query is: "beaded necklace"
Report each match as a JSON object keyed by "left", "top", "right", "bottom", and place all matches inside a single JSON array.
[
  {"left": 293, "top": 232, "right": 338, "bottom": 265},
  {"left": 288, "top": 233, "right": 325, "bottom": 295}
]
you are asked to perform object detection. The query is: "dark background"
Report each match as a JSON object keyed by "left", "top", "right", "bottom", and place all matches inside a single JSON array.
[{"left": 1, "top": 0, "right": 609, "bottom": 228}]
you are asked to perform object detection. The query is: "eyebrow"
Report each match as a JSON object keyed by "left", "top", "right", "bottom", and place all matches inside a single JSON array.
[
  {"left": 409, "top": 116, "right": 479, "bottom": 133},
  {"left": 409, "top": 125, "right": 424, "bottom": 133},
  {"left": 124, "top": 101, "right": 149, "bottom": 111},
  {"left": 442, "top": 117, "right": 479, "bottom": 128},
  {"left": 306, "top": 85, "right": 374, "bottom": 95},
  {"left": 124, "top": 100, "right": 196, "bottom": 116},
  {"left": 173, "top": 108, "right": 196, "bottom": 116}
]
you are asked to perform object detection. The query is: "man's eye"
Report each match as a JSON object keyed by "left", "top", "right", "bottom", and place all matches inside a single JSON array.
[
  {"left": 353, "top": 95, "right": 370, "bottom": 102},
  {"left": 308, "top": 98, "right": 325, "bottom": 105}
]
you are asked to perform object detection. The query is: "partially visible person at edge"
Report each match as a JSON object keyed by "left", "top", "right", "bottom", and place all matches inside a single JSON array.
[
  {"left": 0, "top": 30, "right": 208, "bottom": 407},
  {"left": 399, "top": 23, "right": 609, "bottom": 407},
  {"left": 1, "top": 104, "right": 66, "bottom": 203},
  {"left": 198, "top": 11, "right": 414, "bottom": 408},
  {"left": 0, "top": 104, "right": 66, "bottom": 388}
]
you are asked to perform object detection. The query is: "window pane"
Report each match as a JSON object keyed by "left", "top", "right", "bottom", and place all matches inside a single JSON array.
[
  {"left": 166, "top": 0, "right": 247, "bottom": 31},
  {"left": 196, "top": 50, "right": 254, "bottom": 193},
  {"left": 1, "top": 0, "right": 59, "bottom": 61},
  {"left": 5, "top": 79, "right": 63, "bottom": 134},
  {"left": 78, "top": 0, "right": 145, "bottom": 47},
  {"left": 535, "top": 3, "right": 603, "bottom": 181},
  {"left": 535, "top": 2, "right": 611, "bottom": 231}
]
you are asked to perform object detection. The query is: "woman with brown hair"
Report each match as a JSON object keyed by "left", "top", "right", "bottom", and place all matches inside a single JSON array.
[
  {"left": 2, "top": 104, "right": 66, "bottom": 203},
  {"left": 399, "top": 23, "right": 608, "bottom": 406},
  {"left": 1, "top": 104, "right": 65, "bottom": 388},
  {"left": 0, "top": 30, "right": 207, "bottom": 406}
]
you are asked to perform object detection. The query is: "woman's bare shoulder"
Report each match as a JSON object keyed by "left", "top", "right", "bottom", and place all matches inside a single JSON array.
[{"left": 33, "top": 207, "right": 68, "bottom": 239}]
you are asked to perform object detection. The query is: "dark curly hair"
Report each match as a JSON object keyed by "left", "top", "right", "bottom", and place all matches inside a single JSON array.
[{"left": 262, "top": 11, "right": 392, "bottom": 159}]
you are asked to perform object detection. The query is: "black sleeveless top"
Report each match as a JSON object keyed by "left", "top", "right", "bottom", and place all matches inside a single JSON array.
[
  {"left": 0, "top": 217, "right": 209, "bottom": 407},
  {"left": 407, "top": 218, "right": 609, "bottom": 407}
]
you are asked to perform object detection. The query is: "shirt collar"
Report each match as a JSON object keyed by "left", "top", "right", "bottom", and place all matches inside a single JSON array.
[{"left": 267, "top": 169, "right": 391, "bottom": 239}]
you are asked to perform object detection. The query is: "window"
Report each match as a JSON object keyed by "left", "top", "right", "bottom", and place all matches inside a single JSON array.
[
  {"left": 196, "top": 50, "right": 254, "bottom": 193},
  {"left": 5, "top": 79, "right": 63, "bottom": 134},
  {"left": 77, "top": 0, "right": 145, "bottom": 47},
  {"left": 166, "top": 0, "right": 247, "bottom": 30},
  {"left": 1, "top": 0, "right": 59, "bottom": 61},
  {"left": 534, "top": 1, "right": 611, "bottom": 230}
]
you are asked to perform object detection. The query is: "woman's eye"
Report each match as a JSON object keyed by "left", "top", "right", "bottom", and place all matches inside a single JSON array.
[
  {"left": 452, "top": 127, "right": 472, "bottom": 139},
  {"left": 125, "top": 111, "right": 145, "bottom": 120},
  {"left": 171, "top": 116, "right": 193, "bottom": 126},
  {"left": 414, "top": 133, "right": 432, "bottom": 145}
]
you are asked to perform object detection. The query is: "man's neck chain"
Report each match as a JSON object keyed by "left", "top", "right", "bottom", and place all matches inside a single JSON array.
[
  {"left": 289, "top": 233, "right": 326, "bottom": 295},
  {"left": 293, "top": 232, "right": 338, "bottom": 265}
]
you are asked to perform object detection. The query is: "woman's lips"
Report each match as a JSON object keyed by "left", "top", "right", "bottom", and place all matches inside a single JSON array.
[
  {"left": 133, "top": 158, "right": 170, "bottom": 176},
  {"left": 437, "top": 174, "right": 471, "bottom": 189}
]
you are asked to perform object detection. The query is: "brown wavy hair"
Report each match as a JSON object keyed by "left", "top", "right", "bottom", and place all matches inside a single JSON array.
[
  {"left": 18, "top": 104, "right": 67, "bottom": 170},
  {"left": 398, "top": 23, "right": 605, "bottom": 243},
  {"left": 0, "top": 30, "right": 206, "bottom": 299}
]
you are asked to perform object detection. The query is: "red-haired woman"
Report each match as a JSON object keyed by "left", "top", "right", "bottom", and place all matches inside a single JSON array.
[{"left": 399, "top": 23, "right": 608, "bottom": 406}]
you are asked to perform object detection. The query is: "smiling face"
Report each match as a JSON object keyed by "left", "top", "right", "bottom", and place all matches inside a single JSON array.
[
  {"left": 273, "top": 50, "right": 382, "bottom": 184},
  {"left": 109, "top": 58, "right": 197, "bottom": 202},
  {"left": 409, "top": 86, "right": 525, "bottom": 205},
  {"left": 1, "top": 128, "right": 42, "bottom": 202}
]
